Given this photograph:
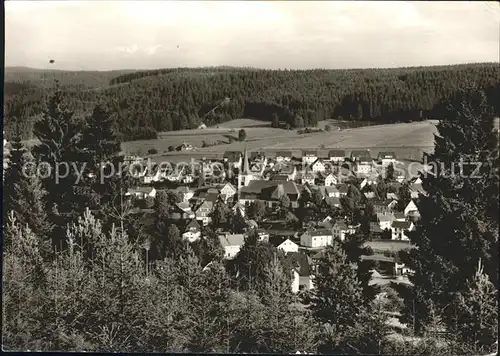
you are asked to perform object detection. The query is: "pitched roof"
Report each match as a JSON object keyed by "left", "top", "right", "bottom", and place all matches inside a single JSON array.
[
  {"left": 350, "top": 150, "right": 372, "bottom": 161},
  {"left": 304, "top": 229, "right": 333, "bottom": 237},
  {"left": 325, "top": 186, "right": 339, "bottom": 194},
  {"left": 392, "top": 221, "right": 412, "bottom": 229},
  {"left": 394, "top": 212, "right": 406, "bottom": 220},
  {"left": 328, "top": 149, "right": 346, "bottom": 157},
  {"left": 271, "top": 174, "right": 289, "bottom": 182},
  {"left": 377, "top": 212, "right": 396, "bottom": 222},
  {"left": 325, "top": 197, "right": 341, "bottom": 207},
  {"left": 223, "top": 151, "right": 241, "bottom": 160},
  {"left": 185, "top": 219, "right": 201, "bottom": 231},
  {"left": 276, "top": 151, "right": 293, "bottom": 157},
  {"left": 337, "top": 184, "right": 349, "bottom": 194},
  {"left": 286, "top": 252, "right": 312, "bottom": 276},
  {"left": 219, "top": 234, "right": 245, "bottom": 247},
  {"left": 302, "top": 150, "right": 317, "bottom": 156}
]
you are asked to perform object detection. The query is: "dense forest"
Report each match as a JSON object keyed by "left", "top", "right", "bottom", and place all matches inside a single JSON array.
[{"left": 4, "top": 63, "right": 500, "bottom": 141}]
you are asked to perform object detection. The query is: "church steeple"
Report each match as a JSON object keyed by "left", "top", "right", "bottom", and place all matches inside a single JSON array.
[{"left": 242, "top": 144, "right": 250, "bottom": 174}]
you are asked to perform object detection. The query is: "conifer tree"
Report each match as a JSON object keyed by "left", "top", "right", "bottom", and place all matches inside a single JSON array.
[
  {"left": 3, "top": 134, "right": 26, "bottom": 216},
  {"left": 400, "top": 88, "right": 499, "bottom": 334},
  {"left": 309, "top": 241, "right": 365, "bottom": 333},
  {"left": 449, "top": 259, "right": 498, "bottom": 353},
  {"left": 260, "top": 254, "right": 317, "bottom": 353},
  {"left": 32, "top": 85, "right": 85, "bottom": 247},
  {"left": 2, "top": 216, "right": 48, "bottom": 351},
  {"left": 9, "top": 151, "right": 52, "bottom": 257}
]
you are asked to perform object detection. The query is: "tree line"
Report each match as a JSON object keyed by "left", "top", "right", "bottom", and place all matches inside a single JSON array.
[{"left": 4, "top": 63, "right": 500, "bottom": 141}]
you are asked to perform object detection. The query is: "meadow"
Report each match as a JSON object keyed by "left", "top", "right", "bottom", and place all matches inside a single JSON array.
[{"left": 124, "top": 119, "right": 439, "bottom": 162}]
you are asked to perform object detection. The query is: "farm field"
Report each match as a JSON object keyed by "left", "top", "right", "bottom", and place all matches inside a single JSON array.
[
  {"left": 150, "top": 120, "right": 437, "bottom": 162},
  {"left": 21, "top": 119, "right": 439, "bottom": 163}
]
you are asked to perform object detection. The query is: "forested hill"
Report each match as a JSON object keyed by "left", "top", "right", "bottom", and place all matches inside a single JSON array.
[{"left": 4, "top": 63, "right": 500, "bottom": 141}]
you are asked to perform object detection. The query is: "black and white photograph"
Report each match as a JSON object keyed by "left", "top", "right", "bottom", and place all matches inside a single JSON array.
[{"left": 2, "top": 1, "right": 499, "bottom": 354}]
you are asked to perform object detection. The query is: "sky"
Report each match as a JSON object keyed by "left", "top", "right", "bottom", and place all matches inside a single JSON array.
[{"left": 4, "top": 1, "right": 500, "bottom": 71}]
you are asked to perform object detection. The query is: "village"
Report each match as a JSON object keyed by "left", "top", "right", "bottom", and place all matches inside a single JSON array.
[{"left": 125, "top": 146, "right": 426, "bottom": 294}]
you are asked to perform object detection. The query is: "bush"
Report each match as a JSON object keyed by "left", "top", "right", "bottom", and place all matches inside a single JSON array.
[
  {"left": 238, "top": 129, "right": 247, "bottom": 141},
  {"left": 148, "top": 148, "right": 158, "bottom": 155},
  {"left": 167, "top": 145, "right": 175, "bottom": 152},
  {"left": 325, "top": 124, "right": 332, "bottom": 131}
]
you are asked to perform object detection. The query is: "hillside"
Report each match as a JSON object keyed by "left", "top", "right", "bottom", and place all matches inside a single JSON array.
[{"left": 4, "top": 63, "right": 500, "bottom": 141}]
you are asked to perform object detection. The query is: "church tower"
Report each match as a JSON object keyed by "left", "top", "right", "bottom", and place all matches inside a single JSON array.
[{"left": 238, "top": 145, "right": 254, "bottom": 189}]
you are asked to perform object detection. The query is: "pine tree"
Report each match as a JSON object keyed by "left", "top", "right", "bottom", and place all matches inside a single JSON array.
[
  {"left": 32, "top": 85, "right": 86, "bottom": 247},
  {"left": 2, "top": 216, "right": 48, "bottom": 351},
  {"left": 449, "top": 259, "right": 498, "bottom": 353},
  {"left": 77, "top": 104, "right": 125, "bottom": 223},
  {"left": 309, "top": 241, "right": 365, "bottom": 333},
  {"left": 9, "top": 151, "right": 52, "bottom": 257},
  {"left": 396, "top": 182, "right": 412, "bottom": 212},
  {"left": 210, "top": 200, "right": 231, "bottom": 230},
  {"left": 3, "top": 135, "right": 26, "bottom": 216},
  {"left": 399, "top": 88, "right": 499, "bottom": 334},
  {"left": 260, "top": 254, "right": 317, "bottom": 353}
]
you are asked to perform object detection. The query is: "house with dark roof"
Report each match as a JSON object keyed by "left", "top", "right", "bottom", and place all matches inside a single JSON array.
[
  {"left": 373, "top": 199, "right": 397, "bottom": 214},
  {"left": 350, "top": 150, "right": 372, "bottom": 163},
  {"left": 377, "top": 212, "right": 396, "bottom": 230},
  {"left": 195, "top": 200, "right": 214, "bottom": 225},
  {"left": 377, "top": 151, "right": 397, "bottom": 166},
  {"left": 286, "top": 252, "right": 315, "bottom": 293},
  {"left": 300, "top": 229, "right": 333, "bottom": 248},
  {"left": 269, "top": 236, "right": 299, "bottom": 253},
  {"left": 302, "top": 150, "right": 318, "bottom": 165},
  {"left": 301, "top": 172, "right": 316, "bottom": 186},
  {"left": 391, "top": 220, "right": 415, "bottom": 241},
  {"left": 182, "top": 219, "right": 202, "bottom": 242},
  {"left": 275, "top": 151, "right": 293, "bottom": 162},
  {"left": 328, "top": 149, "right": 346, "bottom": 162},
  {"left": 239, "top": 180, "right": 302, "bottom": 208}
]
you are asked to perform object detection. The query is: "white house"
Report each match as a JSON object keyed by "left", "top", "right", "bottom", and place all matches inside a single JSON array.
[
  {"left": 378, "top": 151, "right": 397, "bottom": 166},
  {"left": 276, "top": 151, "right": 293, "bottom": 162},
  {"left": 302, "top": 151, "right": 318, "bottom": 165},
  {"left": 277, "top": 238, "right": 299, "bottom": 253},
  {"left": 391, "top": 220, "right": 415, "bottom": 241},
  {"left": 220, "top": 182, "right": 237, "bottom": 202},
  {"left": 289, "top": 252, "right": 315, "bottom": 293},
  {"left": 182, "top": 219, "right": 202, "bottom": 243},
  {"left": 355, "top": 162, "right": 373, "bottom": 175},
  {"left": 311, "top": 159, "right": 327, "bottom": 173},
  {"left": 300, "top": 229, "right": 333, "bottom": 248},
  {"left": 195, "top": 200, "right": 213, "bottom": 226},
  {"left": 332, "top": 220, "right": 349, "bottom": 241},
  {"left": 301, "top": 173, "right": 316, "bottom": 186},
  {"left": 328, "top": 149, "right": 346, "bottom": 163},
  {"left": 377, "top": 212, "right": 396, "bottom": 230},
  {"left": 281, "top": 164, "right": 298, "bottom": 181},
  {"left": 404, "top": 200, "right": 419, "bottom": 217},
  {"left": 126, "top": 187, "right": 156, "bottom": 200},
  {"left": 219, "top": 234, "right": 245, "bottom": 259},
  {"left": 324, "top": 173, "right": 338, "bottom": 187}
]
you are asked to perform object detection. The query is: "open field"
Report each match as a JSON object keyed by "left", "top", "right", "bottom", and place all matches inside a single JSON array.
[
  {"left": 21, "top": 119, "right": 439, "bottom": 162},
  {"left": 364, "top": 240, "right": 415, "bottom": 253},
  {"left": 138, "top": 120, "right": 438, "bottom": 162}
]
